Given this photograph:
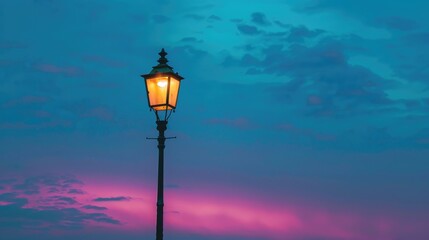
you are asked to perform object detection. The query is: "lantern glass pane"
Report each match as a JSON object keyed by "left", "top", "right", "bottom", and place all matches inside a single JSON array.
[
  {"left": 146, "top": 76, "right": 168, "bottom": 110},
  {"left": 168, "top": 77, "right": 180, "bottom": 108}
]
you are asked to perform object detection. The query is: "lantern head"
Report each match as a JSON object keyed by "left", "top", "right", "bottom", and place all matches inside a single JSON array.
[{"left": 141, "top": 49, "right": 184, "bottom": 112}]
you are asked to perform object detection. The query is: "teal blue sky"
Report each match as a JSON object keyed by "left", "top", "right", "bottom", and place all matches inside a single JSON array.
[{"left": 1, "top": 1, "right": 429, "bottom": 240}]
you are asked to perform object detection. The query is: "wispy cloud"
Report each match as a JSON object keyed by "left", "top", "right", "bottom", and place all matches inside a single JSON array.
[
  {"left": 34, "top": 63, "right": 83, "bottom": 77},
  {"left": 237, "top": 24, "right": 261, "bottom": 35},
  {"left": 82, "top": 205, "right": 108, "bottom": 211},
  {"left": 68, "top": 189, "right": 85, "bottom": 194},
  {"left": 251, "top": 12, "right": 271, "bottom": 26},
  {"left": 93, "top": 196, "right": 131, "bottom": 202},
  {"left": 0, "top": 175, "right": 121, "bottom": 235}
]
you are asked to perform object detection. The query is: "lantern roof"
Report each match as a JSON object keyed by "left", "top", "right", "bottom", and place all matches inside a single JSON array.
[{"left": 148, "top": 49, "right": 180, "bottom": 76}]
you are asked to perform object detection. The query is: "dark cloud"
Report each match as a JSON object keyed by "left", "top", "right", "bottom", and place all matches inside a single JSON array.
[
  {"left": 48, "top": 187, "right": 59, "bottom": 193},
  {"left": 208, "top": 15, "right": 221, "bottom": 21},
  {"left": 0, "top": 202, "right": 120, "bottom": 232},
  {"left": 172, "top": 45, "right": 208, "bottom": 59},
  {"left": 68, "top": 189, "right": 85, "bottom": 194},
  {"left": 237, "top": 24, "right": 261, "bottom": 35},
  {"left": 87, "top": 213, "right": 120, "bottom": 225},
  {"left": 274, "top": 20, "right": 290, "bottom": 28},
  {"left": 93, "top": 196, "right": 130, "bottom": 202},
  {"left": 251, "top": 12, "right": 270, "bottom": 26},
  {"left": 264, "top": 31, "right": 289, "bottom": 38},
  {"left": 64, "top": 177, "right": 83, "bottom": 186},
  {"left": 261, "top": 24, "right": 323, "bottom": 42},
  {"left": 57, "top": 196, "right": 77, "bottom": 205},
  {"left": 82, "top": 205, "right": 108, "bottom": 211},
  {"left": 13, "top": 178, "right": 40, "bottom": 195},
  {"left": 0, "top": 177, "right": 120, "bottom": 236},
  {"left": 10, "top": 175, "right": 83, "bottom": 196},
  {"left": 225, "top": 39, "right": 394, "bottom": 117},
  {"left": 38, "top": 196, "right": 78, "bottom": 205},
  {"left": 0, "top": 192, "right": 28, "bottom": 206},
  {"left": 286, "top": 26, "right": 324, "bottom": 42}
]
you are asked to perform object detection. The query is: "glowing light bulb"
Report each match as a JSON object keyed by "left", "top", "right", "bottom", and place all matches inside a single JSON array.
[{"left": 157, "top": 80, "right": 168, "bottom": 88}]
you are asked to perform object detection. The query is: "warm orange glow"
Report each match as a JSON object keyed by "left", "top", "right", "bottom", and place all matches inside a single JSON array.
[
  {"left": 146, "top": 76, "right": 169, "bottom": 110},
  {"left": 168, "top": 77, "right": 180, "bottom": 108},
  {"left": 146, "top": 76, "right": 180, "bottom": 111},
  {"left": 157, "top": 80, "right": 168, "bottom": 88}
]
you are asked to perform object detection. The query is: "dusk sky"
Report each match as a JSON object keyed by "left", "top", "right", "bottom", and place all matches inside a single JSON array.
[{"left": 1, "top": 1, "right": 429, "bottom": 239}]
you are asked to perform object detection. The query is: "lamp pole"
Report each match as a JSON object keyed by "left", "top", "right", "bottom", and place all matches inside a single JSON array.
[
  {"left": 155, "top": 120, "right": 166, "bottom": 240},
  {"left": 141, "top": 49, "right": 184, "bottom": 240}
]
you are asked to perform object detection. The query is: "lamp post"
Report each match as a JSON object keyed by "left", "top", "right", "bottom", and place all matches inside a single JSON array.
[{"left": 141, "top": 48, "right": 184, "bottom": 240}]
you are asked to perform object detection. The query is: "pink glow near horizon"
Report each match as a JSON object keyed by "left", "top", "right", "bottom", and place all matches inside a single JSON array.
[
  {"left": 78, "top": 178, "right": 401, "bottom": 240},
  {"left": 81, "top": 182, "right": 155, "bottom": 231},
  {"left": 0, "top": 175, "right": 420, "bottom": 239},
  {"left": 164, "top": 191, "right": 397, "bottom": 240}
]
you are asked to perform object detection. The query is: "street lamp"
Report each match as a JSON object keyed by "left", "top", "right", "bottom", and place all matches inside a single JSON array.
[{"left": 141, "top": 48, "right": 184, "bottom": 240}]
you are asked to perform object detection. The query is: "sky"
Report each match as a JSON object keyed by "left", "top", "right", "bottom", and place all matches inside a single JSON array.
[{"left": 1, "top": 0, "right": 429, "bottom": 239}]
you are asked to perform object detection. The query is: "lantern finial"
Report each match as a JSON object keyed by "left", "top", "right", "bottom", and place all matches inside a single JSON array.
[
  {"left": 158, "top": 48, "right": 168, "bottom": 65},
  {"left": 148, "top": 48, "right": 176, "bottom": 74}
]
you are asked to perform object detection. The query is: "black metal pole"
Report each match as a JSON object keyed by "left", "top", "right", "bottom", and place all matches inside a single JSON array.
[{"left": 156, "top": 120, "right": 167, "bottom": 240}]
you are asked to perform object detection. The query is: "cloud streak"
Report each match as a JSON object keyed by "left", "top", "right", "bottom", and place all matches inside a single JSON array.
[
  {"left": 93, "top": 196, "right": 131, "bottom": 202},
  {"left": 34, "top": 63, "right": 83, "bottom": 77}
]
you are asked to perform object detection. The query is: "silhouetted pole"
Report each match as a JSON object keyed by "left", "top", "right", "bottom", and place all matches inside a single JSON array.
[{"left": 156, "top": 120, "right": 167, "bottom": 240}]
